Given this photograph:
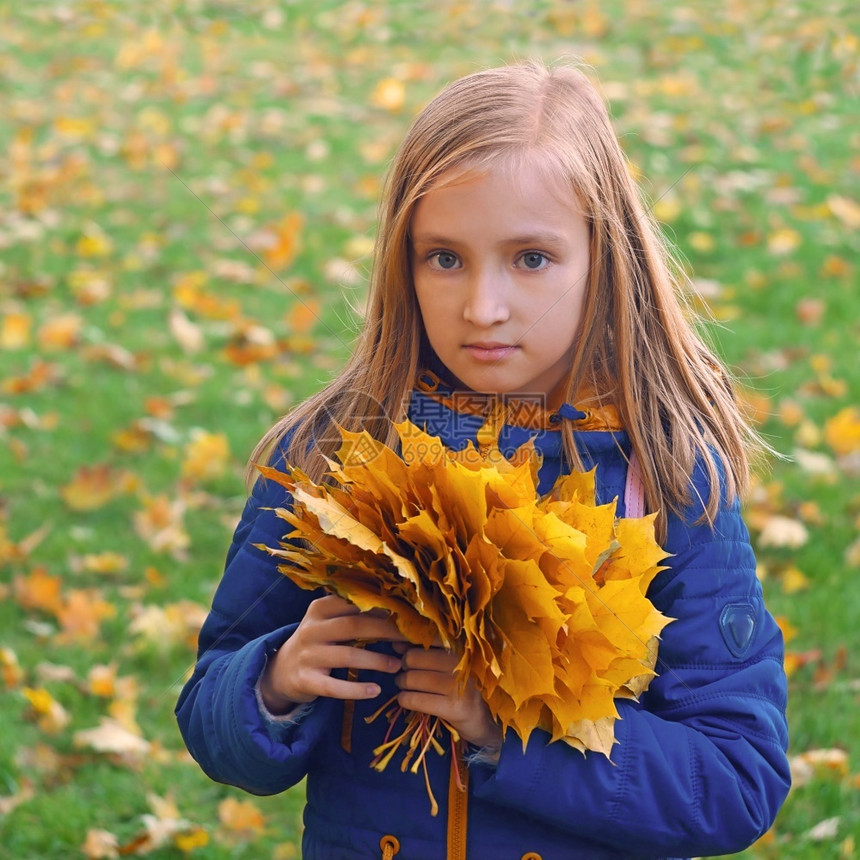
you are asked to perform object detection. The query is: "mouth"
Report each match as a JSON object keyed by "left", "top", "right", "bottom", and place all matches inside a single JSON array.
[{"left": 463, "top": 342, "right": 519, "bottom": 361}]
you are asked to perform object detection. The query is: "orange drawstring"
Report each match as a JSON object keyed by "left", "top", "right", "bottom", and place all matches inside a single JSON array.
[
  {"left": 380, "top": 834, "right": 400, "bottom": 858},
  {"left": 340, "top": 668, "right": 359, "bottom": 753},
  {"left": 446, "top": 742, "right": 469, "bottom": 860}
]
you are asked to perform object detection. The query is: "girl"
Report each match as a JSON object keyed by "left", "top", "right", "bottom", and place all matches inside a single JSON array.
[{"left": 176, "top": 62, "right": 790, "bottom": 859}]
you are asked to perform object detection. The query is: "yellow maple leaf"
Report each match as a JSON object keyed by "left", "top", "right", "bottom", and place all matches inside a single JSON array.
[
  {"left": 60, "top": 464, "right": 120, "bottom": 511},
  {"left": 217, "top": 797, "right": 266, "bottom": 838},
  {"left": 370, "top": 77, "right": 406, "bottom": 111},
  {"left": 824, "top": 407, "right": 860, "bottom": 456},
  {"left": 262, "top": 212, "right": 303, "bottom": 271},
  {"left": 86, "top": 663, "right": 118, "bottom": 698},
  {"left": 174, "top": 827, "right": 209, "bottom": 852},
  {"left": 0, "top": 312, "right": 31, "bottom": 349},
  {"left": 128, "top": 601, "right": 209, "bottom": 652},
  {"left": 76, "top": 225, "right": 113, "bottom": 257},
  {"left": 74, "top": 717, "right": 150, "bottom": 761},
  {"left": 55, "top": 589, "right": 116, "bottom": 642},
  {"left": 257, "top": 417, "right": 672, "bottom": 806},
  {"left": 38, "top": 313, "right": 83, "bottom": 351},
  {"left": 81, "top": 828, "right": 119, "bottom": 860},
  {"left": 23, "top": 687, "right": 70, "bottom": 734},
  {"left": 133, "top": 494, "right": 190, "bottom": 558},
  {"left": 1, "top": 647, "right": 24, "bottom": 688},
  {"left": 285, "top": 298, "right": 321, "bottom": 334},
  {"left": 181, "top": 430, "right": 230, "bottom": 483},
  {"left": 14, "top": 566, "right": 63, "bottom": 614},
  {"left": 76, "top": 552, "right": 129, "bottom": 575}
]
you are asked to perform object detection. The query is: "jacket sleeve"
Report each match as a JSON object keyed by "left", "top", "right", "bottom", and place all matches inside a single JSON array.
[
  {"left": 469, "top": 460, "right": 791, "bottom": 858},
  {"left": 174, "top": 449, "right": 335, "bottom": 795}
]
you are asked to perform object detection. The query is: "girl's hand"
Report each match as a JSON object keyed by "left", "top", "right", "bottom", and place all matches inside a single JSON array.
[
  {"left": 259, "top": 594, "right": 404, "bottom": 713},
  {"left": 394, "top": 644, "right": 502, "bottom": 749}
]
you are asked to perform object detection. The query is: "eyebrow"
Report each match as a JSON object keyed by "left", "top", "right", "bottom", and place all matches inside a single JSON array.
[{"left": 411, "top": 231, "right": 569, "bottom": 249}]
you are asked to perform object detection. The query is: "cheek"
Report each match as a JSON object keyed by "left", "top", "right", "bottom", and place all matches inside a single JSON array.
[{"left": 416, "top": 286, "right": 457, "bottom": 334}]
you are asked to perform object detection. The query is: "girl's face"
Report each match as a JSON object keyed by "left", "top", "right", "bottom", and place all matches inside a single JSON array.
[{"left": 410, "top": 160, "right": 590, "bottom": 405}]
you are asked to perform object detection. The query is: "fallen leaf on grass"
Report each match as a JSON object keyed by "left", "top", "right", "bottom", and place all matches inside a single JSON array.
[
  {"left": 76, "top": 224, "right": 113, "bottom": 257},
  {"left": 14, "top": 567, "right": 63, "bottom": 614},
  {"left": 81, "top": 829, "right": 119, "bottom": 859},
  {"left": 780, "top": 565, "right": 811, "bottom": 594},
  {"left": 173, "top": 827, "right": 209, "bottom": 852},
  {"left": 218, "top": 797, "right": 267, "bottom": 840},
  {"left": 35, "top": 662, "right": 77, "bottom": 683},
  {"left": 60, "top": 465, "right": 122, "bottom": 511},
  {"left": 791, "top": 448, "right": 837, "bottom": 479},
  {"left": 106, "top": 793, "right": 206, "bottom": 856},
  {"left": 38, "top": 313, "right": 83, "bottom": 351},
  {"left": 0, "top": 780, "right": 35, "bottom": 816},
  {"left": 806, "top": 816, "right": 840, "bottom": 842},
  {"left": 80, "top": 343, "right": 138, "bottom": 371},
  {"left": 71, "top": 552, "right": 129, "bottom": 575},
  {"left": 181, "top": 430, "right": 230, "bottom": 483},
  {"left": 169, "top": 307, "right": 204, "bottom": 354},
  {"left": 756, "top": 515, "right": 809, "bottom": 549},
  {"left": 828, "top": 194, "right": 860, "bottom": 228},
  {"left": 370, "top": 77, "right": 406, "bottom": 112},
  {"left": 55, "top": 588, "right": 116, "bottom": 642},
  {"left": 74, "top": 717, "right": 150, "bottom": 762},
  {"left": 258, "top": 212, "right": 303, "bottom": 271},
  {"left": 1, "top": 359, "right": 62, "bottom": 394},
  {"left": 284, "top": 298, "right": 321, "bottom": 334},
  {"left": 133, "top": 494, "right": 190, "bottom": 558},
  {"left": 790, "top": 748, "right": 850, "bottom": 787},
  {"left": 795, "top": 297, "right": 825, "bottom": 326},
  {"left": 783, "top": 649, "right": 822, "bottom": 678},
  {"left": 86, "top": 663, "right": 118, "bottom": 698},
  {"left": 825, "top": 407, "right": 860, "bottom": 456},
  {"left": 69, "top": 267, "right": 112, "bottom": 306},
  {"left": 128, "top": 601, "right": 208, "bottom": 652},
  {"left": 846, "top": 536, "right": 860, "bottom": 567},
  {"left": 22, "top": 687, "right": 70, "bottom": 733},
  {"left": 173, "top": 271, "right": 241, "bottom": 320},
  {"left": 1, "top": 647, "right": 24, "bottom": 688},
  {"left": 0, "top": 312, "right": 31, "bottom": 348},
  {"left": 222, "top": 321, "right": 282, "bottom": 366},
  {"left": 767, "top": 227, "right": 802, "bottom": 255},
  {"left": 0, "top": 520, "right": 50, "bottom": 565}
]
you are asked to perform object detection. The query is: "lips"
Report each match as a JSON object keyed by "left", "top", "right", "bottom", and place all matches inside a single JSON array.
[{"left": 463, "top": 342, "right": 518, "bottom": 361}]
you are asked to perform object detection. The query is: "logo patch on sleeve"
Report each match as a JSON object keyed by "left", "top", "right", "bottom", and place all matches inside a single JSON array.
[{"left": 719, "top": 603, "right": 757, "bottom": 658}]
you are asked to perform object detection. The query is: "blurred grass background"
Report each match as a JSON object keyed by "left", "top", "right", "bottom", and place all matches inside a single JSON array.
[{"left": 0, "top": 1, "right": 858, "bottom": 857}]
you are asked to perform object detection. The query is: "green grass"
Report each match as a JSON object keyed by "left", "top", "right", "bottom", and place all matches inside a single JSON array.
[{"left": 1, "top": 1, "right": 858, "bottom": 857}]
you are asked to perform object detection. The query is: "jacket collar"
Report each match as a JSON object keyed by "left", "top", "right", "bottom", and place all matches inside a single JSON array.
[{"left": 414, "top": 369, "right": 624, "bottom": 433}]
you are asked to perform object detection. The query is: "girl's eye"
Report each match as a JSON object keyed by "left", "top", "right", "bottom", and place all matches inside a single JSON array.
[
  {"left": 518, "top": 252, "right": 549, "bottom": 270},
  {"left": 429, "top": 251, "right": 460, "bottom": 270}
]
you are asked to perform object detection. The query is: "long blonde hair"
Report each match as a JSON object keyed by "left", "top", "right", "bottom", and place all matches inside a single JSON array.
[{"left": 251, "top": 60, "right": 764, "bottom": 534}]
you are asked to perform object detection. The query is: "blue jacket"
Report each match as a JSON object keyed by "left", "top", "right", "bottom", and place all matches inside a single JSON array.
[{"left": 176, "top": 375, "right": 790, "bottom": 859}]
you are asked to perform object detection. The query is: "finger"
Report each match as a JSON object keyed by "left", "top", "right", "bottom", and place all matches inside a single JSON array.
[
  {"left": 401, "top": 646, "right": 457, "bottom": 671},
  {"left": 322, "top": 614, "right": 408, "bottom": 645},
  {"left": 396, "top": 669, "right": 454, "bottom": 696},
  {"left": 311, "top": 593, "right": 363, "bottom": 618},
  {"left": 396, "top": 690, "right": 451, "bottom": 717},
  {"left": 314, "top": 645, "right": 401, "bottom": 675},
  {"left": 361, "top": 606, "right": 396, "bottom": 621},
  {"left": 305, "top": 673, "right": 387, "bottom": 701}
]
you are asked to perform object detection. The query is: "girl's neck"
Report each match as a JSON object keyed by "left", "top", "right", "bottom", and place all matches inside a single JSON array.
[{"left": 429, "top": 364, "right": 570, "bottom": 412}]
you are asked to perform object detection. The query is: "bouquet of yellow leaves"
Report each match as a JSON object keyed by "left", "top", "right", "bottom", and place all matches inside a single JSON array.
[{"left": 256, "top": 414, "right": 672, "bottom": 808}]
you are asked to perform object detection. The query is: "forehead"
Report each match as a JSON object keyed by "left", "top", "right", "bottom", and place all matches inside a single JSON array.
[
  {"left": 428, "top": 150, "right": 573, "bottom": 200},
  {"left": 410, "top": 156, "right": 584, "bottom": 237}
]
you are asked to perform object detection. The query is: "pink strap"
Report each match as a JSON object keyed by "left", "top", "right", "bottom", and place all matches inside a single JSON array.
[{"left": 624, "top": 449, "right": 646, "bottom": 518}]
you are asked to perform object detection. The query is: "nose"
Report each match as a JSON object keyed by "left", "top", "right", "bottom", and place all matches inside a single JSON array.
[{"left": 462, "top": 266, "right": 510, "bottom": 327}]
